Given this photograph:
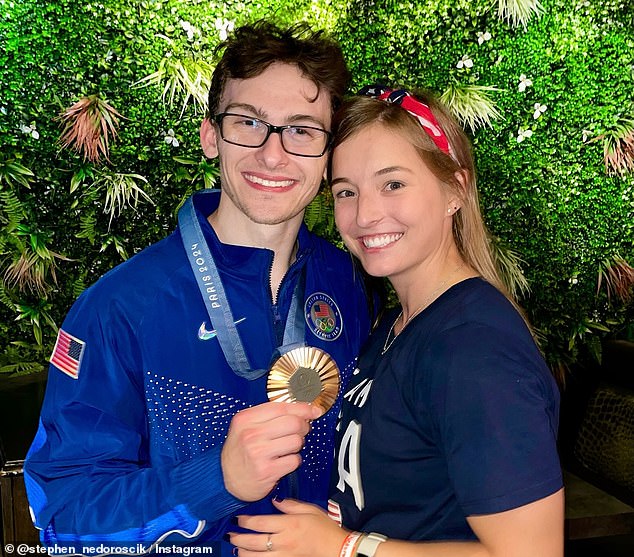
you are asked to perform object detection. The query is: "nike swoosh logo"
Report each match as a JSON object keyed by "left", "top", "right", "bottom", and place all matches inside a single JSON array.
[{"left": 198, "top": 317, "right": 246, "bottom": 340}]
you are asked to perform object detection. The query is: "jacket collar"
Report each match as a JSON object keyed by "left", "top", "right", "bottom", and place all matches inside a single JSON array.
[{"left": 187, "top": 189, "right": 314, "bottom": 275}]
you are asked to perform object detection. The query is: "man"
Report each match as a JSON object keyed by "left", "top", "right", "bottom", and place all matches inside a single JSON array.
[{"left": 24, "top": 21, "right": 373, "bottom": 555}]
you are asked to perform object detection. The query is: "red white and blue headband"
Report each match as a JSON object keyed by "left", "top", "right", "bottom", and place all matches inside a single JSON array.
[{"left": 359, "top": 84, "right": 453, "bottom": 157}]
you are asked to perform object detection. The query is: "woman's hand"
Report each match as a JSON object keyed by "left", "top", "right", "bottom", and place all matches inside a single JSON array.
[{"left": 229, "top": 498, "right": 348, "bottom": 557}]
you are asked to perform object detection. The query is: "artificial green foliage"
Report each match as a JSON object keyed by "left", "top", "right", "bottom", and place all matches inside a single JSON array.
[
  {"left": 58, "top": 95, "right": 123, "bottom": 163},
  {"left": 498, "top": 0, "right": 544, "bottom": 29},
  {"left": 440, "top": 84, "right": 502, "bottom": 133},
  {"left": 305, "top": 188, "right": 338, "bottom": 242},
  {"left": 598, "top": 114, "right": 634, "bottom": 176},
  {"left": 0, "top": 0, "right": 633, "bottom": 376}
]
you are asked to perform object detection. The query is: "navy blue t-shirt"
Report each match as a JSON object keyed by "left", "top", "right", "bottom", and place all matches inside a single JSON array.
[{"left": 328, "top": 278, "right": 562, "bottom": 541}]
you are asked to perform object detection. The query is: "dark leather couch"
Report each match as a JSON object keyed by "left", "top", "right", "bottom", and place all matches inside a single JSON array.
[
  {"left": 560, "top": 340, "right": 634, "bottom": 554},
  {"left": 562, "top": 340, "right": 634, "bottom": 505}
]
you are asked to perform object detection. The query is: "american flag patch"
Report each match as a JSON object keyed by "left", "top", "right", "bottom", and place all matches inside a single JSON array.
[
  {"left": 50, "top": 329, "right": 86, "bottom": 379},
  {"left": 314, "top": 303, "right": 332, "bottom": 318}
]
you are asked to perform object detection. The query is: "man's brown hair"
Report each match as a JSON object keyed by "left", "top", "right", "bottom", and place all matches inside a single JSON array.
[{"left": 208, "top": 20, "right": 350, "bottom": 119}]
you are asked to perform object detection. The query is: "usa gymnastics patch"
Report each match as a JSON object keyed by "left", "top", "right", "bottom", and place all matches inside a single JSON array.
[
  {"left": 304, "top": 292, "right": 342, "bottom": 341},
  {"left": 50, "top": 328, "right": 86, "bottom": 379}
]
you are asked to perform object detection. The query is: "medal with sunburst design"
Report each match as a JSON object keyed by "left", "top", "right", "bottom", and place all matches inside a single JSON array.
[{"left": 267, "top": 346, "right": 340, "bottom": 414}]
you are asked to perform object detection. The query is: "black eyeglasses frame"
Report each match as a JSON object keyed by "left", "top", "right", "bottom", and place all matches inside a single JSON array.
[{"left": 213, "top": 112, "right": 332, "bottom": 158}]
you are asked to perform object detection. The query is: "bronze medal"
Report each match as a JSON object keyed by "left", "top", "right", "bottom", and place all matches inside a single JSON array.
[{"left": 267, "top": 346, "right": 340, "bottom": 414}]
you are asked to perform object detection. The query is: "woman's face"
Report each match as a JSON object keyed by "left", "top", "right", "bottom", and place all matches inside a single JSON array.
[{"left": 331, "top": 123, "right": 458, "bottom": 284}]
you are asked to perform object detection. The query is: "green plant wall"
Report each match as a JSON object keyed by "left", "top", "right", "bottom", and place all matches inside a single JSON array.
[{"left": 1, "top": 0, "right": 632, "bottom": 376}]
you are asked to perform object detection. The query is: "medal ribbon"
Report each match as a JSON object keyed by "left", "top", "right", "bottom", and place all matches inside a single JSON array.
[{"left": 178, "top": 193, "right": 306, "bottom": 380}]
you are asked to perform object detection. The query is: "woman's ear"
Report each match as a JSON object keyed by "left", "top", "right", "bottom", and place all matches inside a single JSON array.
[
  {"left": 447, "top": 169, "right": 469, "bottom": 214},
  {"left": 454, "top": 168, "right": 469, "bottom": 193},
  {"left": 200, "top": 118, "right": 219, "bottom": 158}
]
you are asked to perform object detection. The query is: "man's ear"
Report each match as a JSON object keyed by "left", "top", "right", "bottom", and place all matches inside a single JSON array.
[
  {"left": 200, "top": 118, "right": 219, "bottom": 158},
  {"left": 323, "top": 154, "right": 333, "bottom": 185}
]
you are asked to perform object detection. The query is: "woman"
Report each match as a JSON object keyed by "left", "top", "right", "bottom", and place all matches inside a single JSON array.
[{"left": 229, "top": 85, "right": 564, "bottom": 557}]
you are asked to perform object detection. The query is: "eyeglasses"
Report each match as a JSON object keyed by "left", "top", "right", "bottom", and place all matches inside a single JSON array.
[{"left": 213, "top": 113, "right": 332, "bottom": 158}]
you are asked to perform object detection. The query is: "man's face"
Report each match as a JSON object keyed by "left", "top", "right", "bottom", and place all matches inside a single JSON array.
[{"left": 201, "top": 63, "right": 332, "bottom": 227}]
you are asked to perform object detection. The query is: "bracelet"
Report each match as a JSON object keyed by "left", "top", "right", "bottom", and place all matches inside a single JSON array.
[
  {"left": 355, "top": 532, "right": 387, "bottom": 557},
  {"left": 339, "top": 531, "right": 362, "bottom": 557}
]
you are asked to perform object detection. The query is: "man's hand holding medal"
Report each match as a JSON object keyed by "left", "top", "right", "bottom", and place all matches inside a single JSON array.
[{"left": 221, "top": 401, "right": 322, "bottom": 502}]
